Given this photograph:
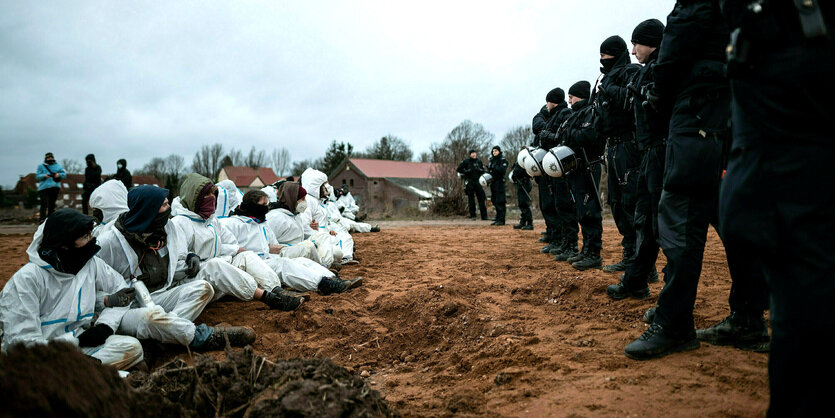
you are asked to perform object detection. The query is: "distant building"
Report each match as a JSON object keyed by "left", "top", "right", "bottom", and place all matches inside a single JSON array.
[
  {"left": 328, "top": 158, "right": 441, "bottom": 212},
  {"left": 217, "top": 166, "right": 283, "bottom": 192},
  {"left": 15, "top": 173, "right": 162, "bottom": 211}
]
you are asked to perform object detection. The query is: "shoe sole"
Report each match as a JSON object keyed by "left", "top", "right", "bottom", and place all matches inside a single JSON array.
[
  {"left": 625, "top": 338, "right": 700, "bottom": 361},
  {"left": 696, "top": 333, "right": 770, "bottom": 352}
]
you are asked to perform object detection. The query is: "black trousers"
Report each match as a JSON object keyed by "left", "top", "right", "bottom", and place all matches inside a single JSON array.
[
  {"left": 537, "top": 177, "right": 559, "bottom": 241},
  {"left": 568, "top": 163, "right": 602, "bottom": 254},
  {"left": 490, "top": 181, "right": 506, "bottom": 222},
  {"left": 722, "top": 43, "right": 834, "bottom": 415},
  {"left": 607, "top": 140, "right": 640, "bottom": 256},
  {"left": 466, "top": 184, "right": 487, "bottom": 219},
  {"left": 554, "top": 177, "right": 578, "bottom": 246},
  {"left": 81, "top": 188, "right": 93, "bottom": 214},
  {"left": 516, "top": 180, "right": 532, "bottom": 224},
  {"left": 39, "top": 187, "right": 59, "bottom": 222},
  {"left": 622, "top": 145, "right": 665, "bottom": 289}
]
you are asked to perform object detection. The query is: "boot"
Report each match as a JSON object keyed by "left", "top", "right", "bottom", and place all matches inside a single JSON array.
[
  {"left": 603, "top": 248, "right": 633, "bottom": 273},
  {"left": 540, "top": 242, "right": 560, "bottom": 254},
  {"left": 566, "top": 247, "right": 587, "bottom": 264},
  {"left": 318, "top": 276, "right": 363, "bottom": 295},
  {"left": 370, "top": 225, "right": 381, "bottom": 232},
  {"left": 606, "top": 281, "right": 651, "bottom": 300},
  {"left": 271, "top": 287, "right": 311, "bottom": 302},
  {"left": 513, "top": 221, "right": 525, "bottom": 229},
  {"left": 548, "top": 239, "right": 566, "bottom": 255},
  {"left": 554, "top": 243, "right": 579, "bottom": 262},
  {"left": 624, "top": 323, "right": 699, "bottom": 360},
  {"left": 263, "top": 290, "right": 304, "bottom": 311},
  {"left": 696, "top": 312, "right": 770, "bottom": 352},
  {"left": 193, "top": 326, "right": 256, "bottom": 351},
  {"left": 620, "top": 270, "right": 659, "bottom": 284},
  {"left": 572, "top": 250, "right": 603, "bottom": 271},
  {"left": 520, "top": 219, "right": 534, "bottom": 231}
]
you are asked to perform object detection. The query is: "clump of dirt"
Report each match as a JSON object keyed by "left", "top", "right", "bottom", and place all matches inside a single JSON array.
[
  {"left": 0, "top": 341, "right": 184, "bottom": 418},
  {"left": 129, "top": 346, "right": 397, "bottom": 418}
]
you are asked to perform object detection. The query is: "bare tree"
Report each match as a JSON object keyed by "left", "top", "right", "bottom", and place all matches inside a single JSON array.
[
  {"left": 418, "top": 151, "right": 432, "bottom": 163},
  {"left": 191, "top": 143, "right": 224, "bottom": 181},
  {"left": 60, "top": 159, "right": 83, "bottom": 174},
  {"left": 224, "top": 148, "right": 245, "bottom": 166},
  {"left": 244, "top": 146, "right": 268, "bottom": 169},
  {"left": 137, "top": 157, "right": 167, "bottom": 182},
  {"left": 364, "top": 135, "right": 413, "bottom": 161},
  {"left": 270, "top": 147, "right": 291, "bottom": 176},
  {"left": 290, "top": 158, "right": 322, "bottom": 177},
  {"left": 164, "top": 154, "right": 185, "bottom": 176},
  {"left": 499, "top": 125, "right": 534, "bottom": 170}
]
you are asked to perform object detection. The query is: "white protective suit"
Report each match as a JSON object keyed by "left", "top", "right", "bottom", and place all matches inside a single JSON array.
[
  {"left": 215, "top": 180, "right": 243, "bottom": 219},
  {"left": 263, "top": 188, "right": 341, "bottom": 267},
  {"left": 0, "top": 225, "right": 144, "bottom": 370},
  {"left": 220, "top": 215, "right": 336, "bottom": 292},
  {"left": 96, "top": 221, "right": 214, "bottom": 346},
  {"left": 299, "top": 168, "right": 355, "bottom": 261},
  {"left": 90, "top": 180, "right": 128, "bottom": 237},
  {"left": 337, "top": 191, "right": 360, "bottom": 220},
  {"left": 170, "top": 197, "right": 282, "bottom": 300},
  {"left": 325, "top": 185, "right": 373, "bottom": 233}
]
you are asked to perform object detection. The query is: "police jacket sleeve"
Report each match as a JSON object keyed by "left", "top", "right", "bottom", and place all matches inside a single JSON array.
[
  {"left": 653, "top": 1, "right": 714, "bottom": 105},
  {"left": 93, "top": 259, "right": 131, "bottom": 332},
  {"left": 532, "top": 105, "right": 549, "bottom": 136},
  {"left": 456, "top": 160, "right": 468, "bottom": 174}
]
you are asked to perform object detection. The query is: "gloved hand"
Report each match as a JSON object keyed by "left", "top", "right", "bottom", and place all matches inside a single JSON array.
[
  {"left": 185, "top": 253, "right": 201, "bottom": 278},
  {"left": 78, "top": 324, "right": 114, "bottom": 347},
  {"left": 644, "top": 83, "right": 662, "bottom": 112},
  {"left": 626, "top": 81, "right": 641, "bottom": 98},
  {"left": 104, "top": 287, "right": 136, "bottom": 307}
]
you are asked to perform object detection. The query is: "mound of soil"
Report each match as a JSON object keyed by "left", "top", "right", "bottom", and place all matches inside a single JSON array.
[{"left": 128, "top": 346, "right": 397, "bottom": 418}]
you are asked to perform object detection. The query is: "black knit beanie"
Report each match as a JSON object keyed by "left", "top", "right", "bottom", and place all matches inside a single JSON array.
[
  {"left": 600, "top": 35, "right": 627, "bottom": 56},
  {"left": 545, "top": 88, "right": 565, "bottom": 104},
  {"left": 631, "top": 19, "right": 664, "bottom": 48},
  {"left": 568, "top": 81, "right": 591, "bottom": 100}
]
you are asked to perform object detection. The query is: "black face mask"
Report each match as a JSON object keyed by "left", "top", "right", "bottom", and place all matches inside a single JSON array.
[
  {"left": 42, "top": 238, "right": 101, "bottom": 275},
  {"left": 148, "top": 208, "right": 171, "bottom": 232},
  {"left": 92, "top": 208, "right": 104, "bottom": 224},
  {"left": 45, "top": 159, "right": 56, "bottom": 165},
  {"left": 600, "top": 57, "right": 616, "bottom": 73},
  {"left": 240, "top": 201, "right": 269, "bottom": 222}
]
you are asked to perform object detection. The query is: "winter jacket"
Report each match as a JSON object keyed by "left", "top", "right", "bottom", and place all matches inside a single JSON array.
[{"left": 36, "top": 162, "right": 66, "bottom": 191}]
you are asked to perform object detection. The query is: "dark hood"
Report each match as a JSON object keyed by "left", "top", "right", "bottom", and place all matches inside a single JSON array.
[{"left": 123, "top": 185, "right": 169, "bottom": 232}]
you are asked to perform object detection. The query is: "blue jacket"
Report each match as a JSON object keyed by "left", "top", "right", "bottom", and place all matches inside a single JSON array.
[{"left": 36, "top": 162, "right": 66, "bottom": 191}]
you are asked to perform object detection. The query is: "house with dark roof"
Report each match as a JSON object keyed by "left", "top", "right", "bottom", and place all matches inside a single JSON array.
[
  {"left": 217, "top": 166, "right": 283, "bottom": 191},
  {"left": 328, "top": 158, "right": 442, "bottom": 212},
  {"left": 14, "top": 173, "right": 162, "bottom": 211}
]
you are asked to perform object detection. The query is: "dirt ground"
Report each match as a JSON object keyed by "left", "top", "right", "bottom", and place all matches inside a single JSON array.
[{"left": 0, "top": 220, "right": 768, "bottom": 417}]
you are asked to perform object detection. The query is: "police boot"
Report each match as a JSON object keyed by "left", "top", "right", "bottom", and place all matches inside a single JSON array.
[
  {"left": 540, "top": 242, "right": 560, "bottom": 254},
  {"left": 193, "top": 325, "right": 257, "bottom": 351},
  {"left": 555, "top": 243, "right": 579, "bottom": 262},
  {"left": 606, "top": 280, "right": 651, "bottom": 300},
  {"left": 549, "top": 239, "right": 566, "bottom": 255},
  {"left": 318, "top": 276, "right": 363, "bottom": 295},
  {"left": 263, "top": 290, "right": 305, "bottom": 311},
  {"left": 620, "top": 270, "right": 660, "bottom": 284},
  {"left": 696, "top": 312, "right": 770, "bottom": 352},
  {"left": 566, "top": 247, "right": 587, "bottom": 264},
  {"left": 572, "top": 249, "right": 602, "bottom": 271},
  {"left": 521, "top": 219, "right": 534, "bottom": 230},
  {"left": 513, "top": 221, "right": 525, "bottom": 229},
  {"left": 624, "top": 324, "right": 699, "bottom": 360},
  {"left": 603, "top": 248, "right": 633, "bottom": 273}
]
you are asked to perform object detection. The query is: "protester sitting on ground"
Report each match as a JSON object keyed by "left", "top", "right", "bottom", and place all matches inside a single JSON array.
[
  {"left": 95, "top": 185, "right": 255, "bottom": 351},
  {"left": 170, "top": 173, "right": 304, "bottom": 311},
  {"left": 214, "top": 179, "right": 243, "bottom": 219},
  {"left": 221, "top": 190, "right": 362, "bottom": 295},
  {"left": 299, "top": 168, "right": 357, "bottom": 264},
  {"left": 89, "top": 180, "right": 129, "bottom": 236},
  {"left": 264, "top": 182, "right": 343, "bottom": 269},
  {"left": 325, "top": 185, "right": 379, "bottom": 233},
  {"left": 337, "top": 184, "right": 365, "bottom": 221},
  {"left": 36, "top": 152, "right": 66, "bottom": 223},
  {"left": 0, "top": 209, "right": 144, "bottom": 370}
]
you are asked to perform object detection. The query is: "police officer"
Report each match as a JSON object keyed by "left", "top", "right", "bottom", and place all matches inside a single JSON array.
[
  {"left": 595, "top": 35, "right": 642, "bottom": 273},
  {"left": 555, "top": 81, "right": 604, "bottom": 271},
  {"left": 606, "top": 19, "right": 666, "bottom": 300},
  {"left": 535, "top": 88, "right": 574, "bottom": 254},
  {"left": 720, "top": 1, "right": 833, "bottom": 414},
  {"left": 509, "top": 162, "right": 533, "bottom": 230},
  {"left": 456, "top": 150, "right": 488, "bottom": 220},
  {"left": 487, "top": 146, "right": 508, "bottom": 226},
  {"left": 624, "top": 0, "right": 731, "bottom": 360}
]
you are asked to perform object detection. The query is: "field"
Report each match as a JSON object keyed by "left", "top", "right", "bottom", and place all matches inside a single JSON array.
[{"left": 0, "top": 220, "right": 769, "bottom": 416}]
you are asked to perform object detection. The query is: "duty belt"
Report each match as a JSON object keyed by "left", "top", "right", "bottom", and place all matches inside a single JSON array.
[
  {"left": 639, "top": 138, "right": 667, "bottom": 151},
  {"left": 605, "top": 133, "right": 636, "bottom": 145}
]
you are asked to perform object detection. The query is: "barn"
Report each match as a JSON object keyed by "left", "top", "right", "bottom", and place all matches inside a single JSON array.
[{"left": 328, "top": 158, "right": 441, "bottom": 213}]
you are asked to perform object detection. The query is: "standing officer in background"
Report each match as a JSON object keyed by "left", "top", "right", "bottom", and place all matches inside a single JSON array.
[
  {"left": 510, "top": 162, "right": 533, "bottom": 230},
  {"left": 556, "top": 81, "right": 604, "bottom": 271},
  {"left": 606, "top": 19, "right": 666, "bottom": 300},
  {"left": 535, "top": 88, "right": 574, "bottom": 253},
  {"left": 82, "top": 153, "right": 102, "bottom": 215},
  {"left": 457, "top": 150, "right": 487, "bottom": 220},
  {"left": 595, "top": 35, "right": 641, "bottom": 273},
  {"left": 624, "top": 0, "right": 730, "bottom": 360},
  {"left": 487, "top": 146, "right": 508, "bottom": 226},
  {"left": 36, "top": 152, "right": 66, "bottom": 223},
  {"left": 109, "top": 158, "right": 133, "bottom": 190},
  {"left": 720, "top": 1, "right": 833, "bottom": 414}
]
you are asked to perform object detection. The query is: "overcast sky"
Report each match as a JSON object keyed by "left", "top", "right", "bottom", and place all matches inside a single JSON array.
[{"left": 0, "top": 1, "right": 673, "bottom": 186}]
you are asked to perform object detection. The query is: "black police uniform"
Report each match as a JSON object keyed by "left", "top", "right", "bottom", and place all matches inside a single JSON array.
[
  {"left": 720, "top": 1, "right": 834, "bottom": 414},
  {"left": 510, "top": 162, "right": 533, "bottom": 228},
  {"left": 595, "top": 52, "right": 641, "bottom": 269},
  {"left": 557, "top": 98, "right": 604, "bottom": 268},
  {"left": 617, "top": 48, "right": 669, "bottom": 292},
  {"left": 457, "top": 157, "right": 487, "bottom": 219},
  {"left": 488, "top": 150, "right": 508, "bottom": 224},
  {"left": 539, "top": 102, "right": 577, "bottom": 251}
]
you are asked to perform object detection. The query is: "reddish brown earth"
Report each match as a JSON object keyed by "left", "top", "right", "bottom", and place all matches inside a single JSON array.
[{"left": 0, "top": 221, "right": 769, "bottom": 416}]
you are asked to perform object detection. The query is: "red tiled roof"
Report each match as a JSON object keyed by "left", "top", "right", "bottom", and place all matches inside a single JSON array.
[
  {"left": 15, "top": 173, "right": 161, "bottom": 193},
  {"left": 347, "top": 158, "right": 441, "bottom": 179},
  {"left": 221, "top": 166, "right": 281, "bottom": 187}
]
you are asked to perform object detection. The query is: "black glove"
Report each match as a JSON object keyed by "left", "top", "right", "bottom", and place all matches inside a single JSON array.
[
  {"left": 104, "top": 287, "right": 136, "bottom": 307},
  {"left": 644, "top": 83, "right": 662, "bottom": 112},
  {"left": 77, "top": 324, "right": 114, "bottom": 348},
  {"left": 626, "top": 81, "right": 641, "bottom": 98},
  {"left": 185, "top": 253, "right": 201, "bottom": 278}
]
